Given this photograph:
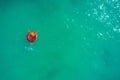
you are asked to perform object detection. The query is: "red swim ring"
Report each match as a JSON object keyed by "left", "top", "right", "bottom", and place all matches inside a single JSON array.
[{"left": 27, "top": 32, "right": 37, "bottom": 43}]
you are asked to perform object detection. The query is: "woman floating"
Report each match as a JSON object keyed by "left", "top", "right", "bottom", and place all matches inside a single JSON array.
[{"left": 27, "top": 32, "right": 37, "bottom": 43}]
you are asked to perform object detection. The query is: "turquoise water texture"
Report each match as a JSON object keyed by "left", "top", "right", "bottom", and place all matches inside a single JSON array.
[{"left": 0, "top": 0, "right": 120, "bottom": 80}]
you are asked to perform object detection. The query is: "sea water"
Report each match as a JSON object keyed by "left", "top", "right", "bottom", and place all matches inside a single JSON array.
[{"left": 0, "top": 0, "right": 120, "bottom": 80}]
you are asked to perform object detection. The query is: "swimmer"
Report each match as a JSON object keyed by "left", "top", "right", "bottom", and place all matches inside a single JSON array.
[{"left": 27, "top": 31, "right": 38, "bottom": 43}]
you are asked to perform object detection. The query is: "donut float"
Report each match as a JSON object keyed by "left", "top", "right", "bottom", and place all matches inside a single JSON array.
[{"left": 27, "top": 32, "right": 37, "bottom": 43}]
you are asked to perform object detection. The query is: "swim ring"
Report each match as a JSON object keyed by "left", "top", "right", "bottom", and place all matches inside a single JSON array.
[{"left": 27, "top": 32, "right": 37, "bottom": 43}]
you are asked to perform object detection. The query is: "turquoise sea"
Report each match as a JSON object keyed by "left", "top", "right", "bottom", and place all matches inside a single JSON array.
[{"left": 0, "top": 0, "right": 120, "bottom": 80}]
